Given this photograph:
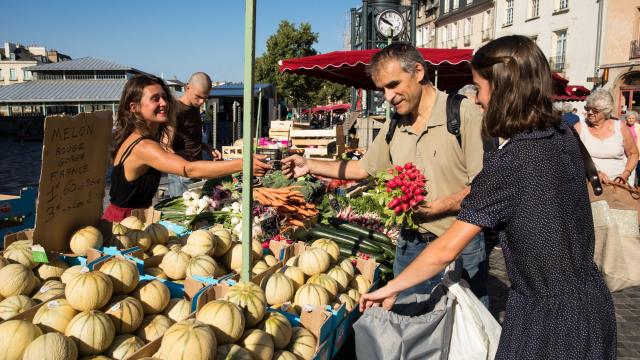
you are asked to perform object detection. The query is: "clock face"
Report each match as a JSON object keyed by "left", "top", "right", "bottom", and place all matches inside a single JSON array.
[{"left": 376, "top": 9, "right": 405, "bottom": 38}]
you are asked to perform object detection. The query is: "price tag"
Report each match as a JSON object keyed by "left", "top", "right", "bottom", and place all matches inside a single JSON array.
[
  {"left": 110, "top": 302, "right": 121, "bottom": 312},
  {"left": 47, "top": 300, "right": 60, "bottom": 309},
  {"left": 32, "top": 245, "right": 49, "bottom": 263}
]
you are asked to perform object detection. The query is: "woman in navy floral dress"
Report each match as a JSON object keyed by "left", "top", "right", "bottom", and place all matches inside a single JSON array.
[{"left": 360, "top": 35, "right": 616, "bottom": 359}]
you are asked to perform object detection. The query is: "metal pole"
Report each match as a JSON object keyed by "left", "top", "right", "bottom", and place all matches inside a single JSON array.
[
  {"left": 232, "top": 101, "right": 238, "bottom": 141},
  {"left": 255, "top": 88, "right": 263, "bottom": 152},
  {"left": 386, "top": 34, "right": 392, "bottom": 123},
  {"left": 241, "top": 0, "right": 256, "bottom": 282},
  {"left": 212, "top": 102, "right": 218, "bottom": 150},
  {"left": 434, "top": 68, "right": 439, "bottom": 89}
]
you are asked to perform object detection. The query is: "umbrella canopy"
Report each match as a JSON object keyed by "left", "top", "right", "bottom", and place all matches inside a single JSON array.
[
  {"left": 310, "top": 103, "right": 351, "bottom": 113},
  {"left": 551, "top": 73, "right": 591, "bottom": 101},
  {"left": 279, "top": 48, "right": 474, "bottom": 92}
]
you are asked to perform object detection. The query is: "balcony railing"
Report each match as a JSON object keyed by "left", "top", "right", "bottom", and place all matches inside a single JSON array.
[
  {"left": 630, "top": 40, "right": 640, "bottom": 60},
  {"left": 482, "top": 28, "right": 493, "bottom": 41},
  {"left": 549, "top": 56, "right": 566, "bottom": 72}
]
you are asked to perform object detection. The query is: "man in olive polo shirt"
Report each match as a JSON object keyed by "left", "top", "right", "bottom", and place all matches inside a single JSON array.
[{"left": 282, "top": 43, "right": 488, "bottom": 303}]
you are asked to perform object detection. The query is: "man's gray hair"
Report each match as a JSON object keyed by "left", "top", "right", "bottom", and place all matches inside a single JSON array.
[
  {"left": 367, "top": 42, "right": 429, "bottom": 83},
  {"left": 585, "top": 89, "right": 614, "bottom": 118},
  {"left": 188, "top": 72, "right": 212, "bottom": 91},
  {"left": 458, "top": 84, "right": 477, "bottom": 97},
  {"left": 628, "top": 111, "right": 638, "bottom": 118}
]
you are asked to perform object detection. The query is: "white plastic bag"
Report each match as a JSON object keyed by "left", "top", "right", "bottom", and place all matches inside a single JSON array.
[{"left": 445, "top": 277, "right": 501, "bottom": 360}]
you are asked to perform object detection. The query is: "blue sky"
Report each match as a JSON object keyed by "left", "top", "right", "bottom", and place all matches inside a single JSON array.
[{"left": 4, "top": 0, "right": 360, "bottom": 82}]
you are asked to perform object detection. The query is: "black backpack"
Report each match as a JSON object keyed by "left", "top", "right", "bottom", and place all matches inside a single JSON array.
[
  {"left": 385, "top": 93, "right": 497, "bottom": 151},
  {"left": 385, "top": 93, "right": 466, "bottom": 147}
]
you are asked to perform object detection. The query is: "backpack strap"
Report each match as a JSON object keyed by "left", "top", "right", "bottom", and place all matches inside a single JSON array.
[
  {"left": 446, "top": 93, "right": 466, "bottom": 148},
  {"left": 385, "top": 112, "right": 402, "bottom": 144}
]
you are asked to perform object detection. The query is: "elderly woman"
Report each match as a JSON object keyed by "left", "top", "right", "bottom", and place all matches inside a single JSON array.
[
  {"left": 625, "top": 111, "right": 640, "bottom": 185},
  {"left": 574, "top": 89, "right": 639, "bottom": 185}
]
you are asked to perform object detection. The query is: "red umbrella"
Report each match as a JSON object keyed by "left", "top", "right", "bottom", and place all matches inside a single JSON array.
[
  {"left": 551, "top": 73, "right": 591, "bottom": 101},
  {"left": 279, "top": 48, "right": 474, "bottom": 92}
]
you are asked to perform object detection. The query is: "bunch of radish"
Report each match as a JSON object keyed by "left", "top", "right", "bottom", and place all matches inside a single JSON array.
[{"left": 385, "top": 162, "right": 427, "bottom": 215}]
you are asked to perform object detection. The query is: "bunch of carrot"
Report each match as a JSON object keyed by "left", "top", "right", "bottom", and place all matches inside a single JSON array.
[{"left": 253, "top": 186, "right": 318, "bottom": 228}]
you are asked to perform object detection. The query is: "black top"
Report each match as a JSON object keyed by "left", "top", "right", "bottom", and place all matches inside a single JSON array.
[
  {"left": 109, "top": 137, "right": 161, "bottom": 208},
  {"left": 172, "top": 100, "right": 203, "bottom": 161},
  {"left": 458, "top": 123, "right": 616, "bottom": 359}
]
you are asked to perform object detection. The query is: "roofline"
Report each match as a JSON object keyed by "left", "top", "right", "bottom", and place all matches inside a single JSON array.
[{"left": 0, "top": 99, "right": 120, "bottom": 103}]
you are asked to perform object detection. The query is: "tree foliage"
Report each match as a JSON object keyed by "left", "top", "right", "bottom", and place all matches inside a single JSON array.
[{"left": 256, "top": 20, "right": 351, "bottom": 107}]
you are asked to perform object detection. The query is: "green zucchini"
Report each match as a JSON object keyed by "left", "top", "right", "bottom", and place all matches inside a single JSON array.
[
  {"left": 309, "top": 226, "right": 388, "bottom": 254},
  {"left": 309, "top": 228, "right": 383, "bottom": 254},
  {"left": 329, "top": 218, "right": 393, "bottom": 245},
  {"left": 338, "top": 247, "right": 386, "bottom": 263}
]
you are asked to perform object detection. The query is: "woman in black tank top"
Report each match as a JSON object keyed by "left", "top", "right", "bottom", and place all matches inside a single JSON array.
[{"left": 102, "top": 74, "right": 271, "bottom": 223}]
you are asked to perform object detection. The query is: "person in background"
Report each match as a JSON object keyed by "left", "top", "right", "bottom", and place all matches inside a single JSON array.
[
  {"left": 361, "top": 35, "right": 616, "bottom": 359},
  {"left": 562, "top": 101, "right": 580, "bottom": 126},
  {"left": 102, "top": 74, "right": 270, "bottom": 222},
  {"left": 282, "top": 42, "right": 489, "bottom": 306},
  {"left": 624, "top": 111, "right": 640, "bottom": 185},
  {"left": 167, "top": 72, "right": 222, "bottom": 197},
  {"left": 574, "top": 90, "right": 639, "bottom": 185},
  {"left": 458, "top": 84, "right": 478, "bottom": 104}
]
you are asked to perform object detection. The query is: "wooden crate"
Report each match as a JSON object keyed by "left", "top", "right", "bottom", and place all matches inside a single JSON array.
[
  {"left": 270, "top": 120, "right": 293, "bottom": 131},
  {"left": 268, "top": 129, "right": 290, "bottom": 140}
]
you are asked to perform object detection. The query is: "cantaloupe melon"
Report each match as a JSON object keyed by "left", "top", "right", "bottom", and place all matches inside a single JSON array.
[
  {"left": 298, "top": 248, "right": 331, "bottom": 276},
  {"left": 0, "top": 294, "right": 35, "bottom": 319},
  {"left": 264, "top": 272, "right": 295, "bottom": 305},
  {"left": 259, "top": 311, "right": 293, "bottom": 350},
  {"left": 240, "top": 328, "right": 274, "bottom": 360},
  {"left": 145, "top": 223, "right": 169, "bottom": 245},
  {"left": 285, "top": 256, "right": 298, "bottom": 267},
  {"left": 33, "top": 298, "right": 78, "bottom": 333},
  {"left": 144, "top": 267, "right": 167, "bottom": 280},
  {"left": 338, "top": 293, "right": 357, "bottom": 312},
  {"left": 32, "top": 279, "right": 65, "bottom": 303},
  {"left": 215, "top": 344, "right": 253, "bottom": 359},
  {"left": 163, "top": 298, "right": 191, "bottom": 322},
  {"left": 120, "top": 216, "right": 144, "bottom": 231},
  {"left": 0, "top": 319, "right": 43, "bottom": 360},
  {"left": 287, "top": 326, "right": 317, "bottom": 360},
  {"left": 311, "top": 239, "right": 340, "bottom": 264},
  {"left": 346, "top": 288, "right": 361, "bottom": 302},
  {"left": 182, "top": 229, "right": 216, "bottom": 256},
  {"left": 283, "top": 266, "right": 305, "bottom": 291},
  {"left": 69, "top": 226, "right": 104, "bottom": 256},
  {"left": 223, "top": 281, "right": 267, "bottom": 327},
  {"left": 294, "top": 283, "right": 330, "bottom": 309},
  {"left": 61, "top": 265, "right": 83, "bottom": 284},
  {"left": 185, "top": 254, "right": 219, "bottom": 278},
  {"left": 0, "top": 263, "right": 38, "bottom": 297},
  {"left": 35, "top": 257, "right": 69, "bottom": 281},
  {"left": 327, "top": 266, "right": 350, "bottom": 292},
  {"left": 136, "top": 314, "right": 174, "bottom": 342},
  {"left": 99, "top": 257, "right": 139, "bottom": 295},
  {"left": 210, "top": 228, "right": 233, "bottom": 256},
  {"left": 131, "top": 280, "right": 170, "bottom": 314},
  {"left": 0, "top": 256, "right": 9, "bottom": 270},
  {"left": 127, "top": 229, "right": 152, "bottom": 252},
  {"left": 104, "top": 334, "right": 145, "bottom": 360},
  {"left": 252, "top": 260, "right": 270, "bottom": 276},
  {"left": 4, "top": 242, "right": 36, "bottom": 268},
  {"left": 263, "top": 254, "right": 279, "bottom": 267},
  {"left": 273, "top": 350, "right": 299, "bottom": 360},
  {"left": 64, "top": 269, "right": 113, "bottom": 311},
  {"left": 109, "top": 232, "right": 136, "bottom": 250},
  {"left": 22, "top": 332, "right": 78, "bottom": 360},
  {"left": 306, "top": 273, "right": 338, "bottom": 299},
  {"left": 103, "top": 296, "right": 144, "bottom": 334},
  {"left": 149, "top": 244, "right": 169, "bottom": 256},
  {"left": 350, "top": 274, "right": 371, "bottom": 294},
  {"left": 64, "top": 310, "right": 115, "bottom": 356},
  {"left": 196, "top": 299, "right": 245, "bottom": 345},
  {"left": 338, "top": 258, "right": 355, "bottom": 278},
  {"left": 159, "top": 249, "right": 191, "bottom": 280},
  {"left": 157, "top": 319, "right": 217, "bottom": 360}
]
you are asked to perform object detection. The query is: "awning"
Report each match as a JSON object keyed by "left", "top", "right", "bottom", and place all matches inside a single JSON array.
[
  {"left": 310, "top": 103, "right": 351, "bottom": 113},
  {"left": 279, "top": 48, "right": 474, "bottom": 92},
  {"left": 551, "top": 73, "right": 591, "bottom": 101}
]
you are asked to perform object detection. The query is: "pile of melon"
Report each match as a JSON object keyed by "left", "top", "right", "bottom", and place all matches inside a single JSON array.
[
  {"left": 149, "top": 280, "right": 319, "bottom": 360},
  {"left": 263, "top": 239, "right": 371, "bottom": 315},
  {"left": 0, "top": 254, "right": 188, "bottom": 360}
]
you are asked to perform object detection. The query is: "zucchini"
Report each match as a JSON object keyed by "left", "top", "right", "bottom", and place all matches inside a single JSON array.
[
  {"left": 309, "top": 228, "right": 383, "bottom": 254},
  {"left": 329, "top": 218, "right": 393, "bottom": 245},
  {"left": 309, "top": 226, "right": 387, "bottom": 254},
  {"left": 338, "top": 247, "right": 386, "bottom": 263}
]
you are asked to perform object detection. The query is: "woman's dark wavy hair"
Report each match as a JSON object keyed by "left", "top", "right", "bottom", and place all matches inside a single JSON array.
[
  {"left": 472, "top": 35, "right": 560, "bottom": 138},
  {"left": 112, "top": 74, "right": 174, "bottom": 158}
]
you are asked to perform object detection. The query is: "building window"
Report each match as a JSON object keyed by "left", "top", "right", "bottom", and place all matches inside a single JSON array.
[
  {"left": 504, "top": 0, "right": 514, "bottom": 26},
  {"left": 559, "top": 0, "right": 568, "bottom": 10},
  {"left": 9, "top": 68, "right": 17, "bottom": 81},
  {"left": 482, "top": 10, "right": 493, "bottom": 40},
  {"left": 530, "top": 35, "right": 538, "bottom": 43},
  {"left": 443, "top": 0, "right": 449, "bottom": 14},
  {"left": 441, "top": 27, "right": 448, "bottom": 48},
  {"left": 529, "top": 0, "right": 539, "bottom": 18},
  {"left": 9, "top": 53, "right": 15, "bottom": 61},
  {"left": 0, "top": 70, "right": 3, "bottom": 80},
  {"left": 552, "top": 30, "right": 567, "bottom": 71},
  {"left": 24, "top": 70, "right": 32, "bottom": 80},
  {"left": 464, "top": 17, "right": 472, "bottom": 45},
  {"left": 453, "top": 0, "right": 459, "bottom": 10}
]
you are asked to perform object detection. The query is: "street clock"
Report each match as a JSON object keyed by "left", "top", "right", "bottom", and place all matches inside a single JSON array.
[{"left": 375, "top": 9, "right": 405, "bottom": 38}]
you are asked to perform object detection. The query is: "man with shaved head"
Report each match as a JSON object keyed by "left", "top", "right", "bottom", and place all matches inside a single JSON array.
[{"left": 167, "top": 72, "right": 221, "bottom": 197}]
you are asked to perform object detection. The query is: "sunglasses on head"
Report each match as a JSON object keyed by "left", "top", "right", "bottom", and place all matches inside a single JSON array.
[{"left": 584, "top": 106, "right": 601, "bottom": 115}]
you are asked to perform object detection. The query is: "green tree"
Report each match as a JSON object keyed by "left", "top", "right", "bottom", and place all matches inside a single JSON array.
[{"left": 256, "top": 20, "right": 351, "bottom": 107}]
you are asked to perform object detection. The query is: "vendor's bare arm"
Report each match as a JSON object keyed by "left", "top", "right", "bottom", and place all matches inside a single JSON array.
[{"left": 309, "top": 159, "right": 369, "bottom": 180}]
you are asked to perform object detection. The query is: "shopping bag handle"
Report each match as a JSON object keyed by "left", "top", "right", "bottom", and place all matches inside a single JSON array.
[{"left": 568, "top": 125, "right": 602, "bottom": 196}]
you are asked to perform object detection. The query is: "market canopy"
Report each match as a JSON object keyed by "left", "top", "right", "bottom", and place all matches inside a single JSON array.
[
  {"left": 551, "top": 73, "right": 591, "bottom": 101},
  {"left": 310, "top": 103, "right": 351, "bottom": 113},
  {"left": 279, "top": 48, "right": 474, "bottom": 92}
]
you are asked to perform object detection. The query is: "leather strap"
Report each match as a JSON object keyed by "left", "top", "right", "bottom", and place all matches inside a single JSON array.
[{"left": 568, "top": 125, "right": 603, "bottom": 196}]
